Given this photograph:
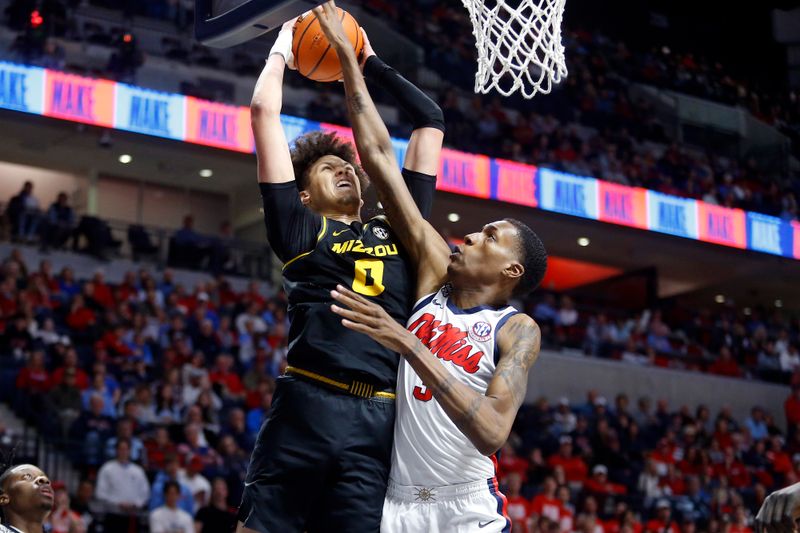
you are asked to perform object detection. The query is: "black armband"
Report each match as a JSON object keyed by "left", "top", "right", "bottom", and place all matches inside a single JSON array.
[{"left": 364, "top": 55, "right": 445, "bottom": 133}]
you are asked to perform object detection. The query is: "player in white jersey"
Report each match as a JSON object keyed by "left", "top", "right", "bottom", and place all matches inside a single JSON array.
[
  {"left": 0, "top": 463, "right": 54, "bottom": 533},
  {"left": 313, "top": 5, "right": 547, "bottom": 532}
]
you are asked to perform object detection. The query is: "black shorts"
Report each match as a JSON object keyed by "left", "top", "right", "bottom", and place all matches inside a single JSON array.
[{"left": 237, "top": 375, "right": 396, "bottom": 533}]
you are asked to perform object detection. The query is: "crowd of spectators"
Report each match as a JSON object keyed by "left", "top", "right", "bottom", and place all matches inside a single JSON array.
[
  {"left": 528, "top": 292, "right": 800, "bottom": 386},
  {"left": 0, "top": 235, "right": 797, "bottom": 531},
  {"left": 1, "top": 181, "right": 240, "bottom": 275},
  {"left": 0, "top": 247, "right": 283, "bottom": 531},
  {"left": 2, "top": 0, "right": 799, "bottom": 221}
]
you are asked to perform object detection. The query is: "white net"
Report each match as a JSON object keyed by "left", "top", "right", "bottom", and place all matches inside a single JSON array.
[{"left": 461, "top": 0, "right": 568, "bottom": 99}]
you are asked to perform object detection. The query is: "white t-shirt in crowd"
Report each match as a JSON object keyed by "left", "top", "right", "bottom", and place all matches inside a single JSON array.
[{"left": 149, "top": 505, "right": 194, "bottom": 533}]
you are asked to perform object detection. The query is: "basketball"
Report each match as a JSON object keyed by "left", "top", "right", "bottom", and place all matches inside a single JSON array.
[{"left": 292, "top": 8, "right": 363, "bottom": 83}]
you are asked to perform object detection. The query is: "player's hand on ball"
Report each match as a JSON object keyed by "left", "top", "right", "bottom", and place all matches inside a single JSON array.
[
  {"left": 331, "top": 285, "right": 415, "bottom": 354},
  {"left": 755, "top": 482, "right": 800, "bottom": 533},
  {"left": 359, "top": 28, "right": 376, "bottom": 70},
  {"left": 312, "top": 1, "right": 349, "bottom": 50}
]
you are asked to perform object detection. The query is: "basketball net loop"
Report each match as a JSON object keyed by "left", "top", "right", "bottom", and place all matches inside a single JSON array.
[{"left": 462, "top": 0, "right": 568, "bottom": 99}]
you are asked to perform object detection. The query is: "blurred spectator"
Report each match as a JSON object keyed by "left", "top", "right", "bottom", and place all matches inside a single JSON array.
[
  {"left": 178, "top": 454, "right": 212, "bottom": 509},
  {"left": 194, "top": 476, "right": 237, "bottom": 533},
  {"left": 40, "top": 192, "right": 74, "bottom": 251},
  {"left": 5, "top": 181, "right": 40, "bottom": 242},
  {"left": 104, "top": 417, "right": 145, "bottom": 463},
  {"left": 47, "top": 482, "right": 81, "bottom": 533},
  {"left": 149, "top": 455, "right": 195, "bottom": 516},
  {"left": 95, "top": 438, "right": 150, "bottom": 530},
  {"left": 548, "top": 435, "right": 588, "bottom": 484},
  {"left": 708, "top": 347, "right": 742, "bottom": 378},
  {"left": 645, "top": 499, "right": 680, "bottom": 533},
  {"left": 149, "top": 480, "right": 194, "bottom": 533},
  {"left": 530, "top": 476, "right": 563, "bottom": 525}
]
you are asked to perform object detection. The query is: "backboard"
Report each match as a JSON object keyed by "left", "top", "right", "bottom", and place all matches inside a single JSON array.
[{"left": 195, "top": 0, "right": 324, "bottom": 48}]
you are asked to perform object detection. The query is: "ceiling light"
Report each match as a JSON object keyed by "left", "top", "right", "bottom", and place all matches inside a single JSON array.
[
  {"left": 775, "top": 299, "right": 783, "bottom": 308},
  {"left": 118, "top": 154, "right": 132, "bottom": 164},
  {"left": 743, "top": 307, "right": 751, "bottom": 316},
  {"left": 577, "top": 237, "right": 590, "bottom": 247},
  {"left": 714, "top": 294, "right": 725, "bottom": 304},
  {"left": 448, "top": 213, "right": 460, "bottom": 222},
  {"left": 199, "top": 169, "right": 213, "bottom": 178}
]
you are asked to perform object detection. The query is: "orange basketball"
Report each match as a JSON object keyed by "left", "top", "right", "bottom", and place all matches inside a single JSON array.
[{"left": 292, "top": 8, "right": 363, "bottom": 83}]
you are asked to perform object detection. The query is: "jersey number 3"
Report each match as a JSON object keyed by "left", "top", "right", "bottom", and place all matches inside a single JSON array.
[
  {"left": 352, "top": 259, "right": 385, "bottom": 296},
  {"left": 413, "top": 385, "right": 432, "bottom": 402}
]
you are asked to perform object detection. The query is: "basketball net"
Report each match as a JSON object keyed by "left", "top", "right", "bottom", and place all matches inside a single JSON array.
[{"left": 461, "top": 0, "right": 567, "bottom": 99}]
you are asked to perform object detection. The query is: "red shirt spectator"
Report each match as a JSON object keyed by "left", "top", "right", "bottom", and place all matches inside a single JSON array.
[
  {"left": 66, "top": 295, "right": 95, "bottom": 331},
  {"left": 209, "top": 354, "right": 246, "bottom": 401},
  {"left": 49, "top": 349, "right": 90, "bottom": 390},
  {"left": 785, "top": 387, "right": 800, "bottom": 427},
  {"left": 497, "top": 444, "right": 529, "bottom": 482},
  {"left": 530, "top": 477, "right": 563, "bottom": 524},
  {"left": 645, "top": 503, "right": 680, "bottom": 533},
  {"left": 100, "top": 326, "right": 134, "bottom": 358},
  {"left": 584, "top": 465, "right": 627, "bottom": 496},
  {"left": 547, "top": 437, "right": 588, "bottom": 483},
  {"left": 16, "top": 351, "right": 50, "bottom": 394},
  {"left": 713, "top": 449, "right": 750, "bottom": 489},
  {"left": 504, "top": 472, "right": 531, "bottom": 533},
  {"left": 708, "top": 347, "right": 741, "bottom": 377},
  {"left": 90, "top": 272, "right": 115, "bottom": 309}
]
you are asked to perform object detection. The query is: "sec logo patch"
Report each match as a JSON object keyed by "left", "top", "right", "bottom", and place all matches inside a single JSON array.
[
  {"left": 469, "top": 321, "right": 492, "bottom": 342},
  {"left": 372, "top": 226, "right": 389, "bottom": 240}
]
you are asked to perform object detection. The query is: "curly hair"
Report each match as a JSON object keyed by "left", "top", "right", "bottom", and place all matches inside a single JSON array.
[{"left": 290, "top": 131, "right": 369, "bottom": 192}]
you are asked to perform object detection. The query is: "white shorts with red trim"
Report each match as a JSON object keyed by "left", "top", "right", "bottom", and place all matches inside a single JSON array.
[{"left": 381, "top": 478, "right": 511, "bottom": 533}]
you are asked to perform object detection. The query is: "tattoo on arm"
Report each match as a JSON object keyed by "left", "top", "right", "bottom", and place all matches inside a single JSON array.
[
  {"left": 432, "top": 374, "right": 456, "bottom": 398},
  {"left": 495, "top": 320, "right": 541, "bottom": 409},
  {"left": 456, "top": 396, "right": 484, "bottom": 427},
  {"left": 348, "top": 92, "right": 366, "bottom": 114}
]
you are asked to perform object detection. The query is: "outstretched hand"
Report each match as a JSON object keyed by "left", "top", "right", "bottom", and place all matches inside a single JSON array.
[
  {"left": 359, "top": 28, "right": 376, "bottom": 70},
  {"left": 755, "top": 482, "right": 800, "bottom": 533},
  {"left": 312, "top": 1, "right": 349, "bottom": 51},
  {"left": 330, "top": 284, "right": 416, "bottom": 355}
]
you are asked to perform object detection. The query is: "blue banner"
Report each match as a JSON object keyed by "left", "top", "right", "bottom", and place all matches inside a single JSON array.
[
  {"left": 746, "top": 212, "right": 794, "bottom": 257},
  {"left": 115, "top": 84, "right": 185, "bottom": 140},
  {"left": 538, "top": 168, "right": 598, "bottom": 219},
  {"left": 646, "top": 191, "right": 698, "bottom": 239},
  {"left": 0, "top": 62, "right": 44, "bottom": 114}
]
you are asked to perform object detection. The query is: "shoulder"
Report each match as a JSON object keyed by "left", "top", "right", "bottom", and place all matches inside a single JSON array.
[
  {"left": 496, "top": 313, "right": 541, "bottom": 360},
  {"left": 498, "top": 313, "right": 539, "bottom": 341}
]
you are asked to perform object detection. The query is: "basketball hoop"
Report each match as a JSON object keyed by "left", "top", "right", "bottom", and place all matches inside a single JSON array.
[{"left": 461, "top": 0, "right": 567, "bottom": 99}]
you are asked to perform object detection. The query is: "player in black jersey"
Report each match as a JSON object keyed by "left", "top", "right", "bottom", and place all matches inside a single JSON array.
[{"left": 236, "top": 16, "right": 446, "bottom": 533}]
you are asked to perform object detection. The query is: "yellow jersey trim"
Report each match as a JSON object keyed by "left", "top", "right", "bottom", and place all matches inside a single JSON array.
[
  {"left": 281, "top": 216, "right": 328, "bottom": 271},
  {"left": 285, "top": 365, "right": 396, "bottom": 400}
]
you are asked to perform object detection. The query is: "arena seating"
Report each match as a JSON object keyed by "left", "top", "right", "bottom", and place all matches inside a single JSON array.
[
  {"left": 0, "top": 0, "right": 797, "bottom": 222},
  {"left": 0, "top": 235, "right": 794, "bottom": 530}
]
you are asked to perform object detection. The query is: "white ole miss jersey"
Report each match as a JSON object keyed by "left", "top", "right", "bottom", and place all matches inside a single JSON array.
[{"left": 390, "top": 284, "right": 520, "bottom": 487}]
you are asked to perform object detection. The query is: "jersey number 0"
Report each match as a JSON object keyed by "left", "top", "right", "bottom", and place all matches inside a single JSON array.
[{"left": 352, "top": 259, "right": 385, "bottom": 296}]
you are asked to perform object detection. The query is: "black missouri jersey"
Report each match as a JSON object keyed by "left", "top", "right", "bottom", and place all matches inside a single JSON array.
[{"left": 282, "top": 216, "right": 413, "bottom": 388}]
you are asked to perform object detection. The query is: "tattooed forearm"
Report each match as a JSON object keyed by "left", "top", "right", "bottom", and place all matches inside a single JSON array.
[
  {"left": 456, "top": 396, "right": 484, "bottom": 426},
  {"left": 432, "top": 374, "right": 457, "bottom": 398},
  {"left": 348, "top": 92, "right": 366, "bottom": 114}
]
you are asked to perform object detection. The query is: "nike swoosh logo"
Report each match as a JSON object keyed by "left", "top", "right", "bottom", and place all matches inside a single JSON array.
[
  {"left": 478, "top": 519, "right": 497, "bottom": 528},
  {"left": 332, "top": 229, "right": 348, "bottom": 236}
]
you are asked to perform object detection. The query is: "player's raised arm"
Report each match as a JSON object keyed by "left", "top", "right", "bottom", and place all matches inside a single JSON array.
[
  {"left": 330, "top": 286, "right": 541, "bottom": 456},
  {"left": 313, "top": 1, "right": 450, "bottom": 297},
  {"left": 360, "top": 31, "right": 444, "bottom": 217},
  {"left": 251, "top": 20, "right": 296, "bottom": 184}
]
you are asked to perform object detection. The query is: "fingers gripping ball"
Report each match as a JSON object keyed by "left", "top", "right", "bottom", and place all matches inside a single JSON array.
[{"left": 292, "top": 8, "right": 363, "bottom": 82}]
